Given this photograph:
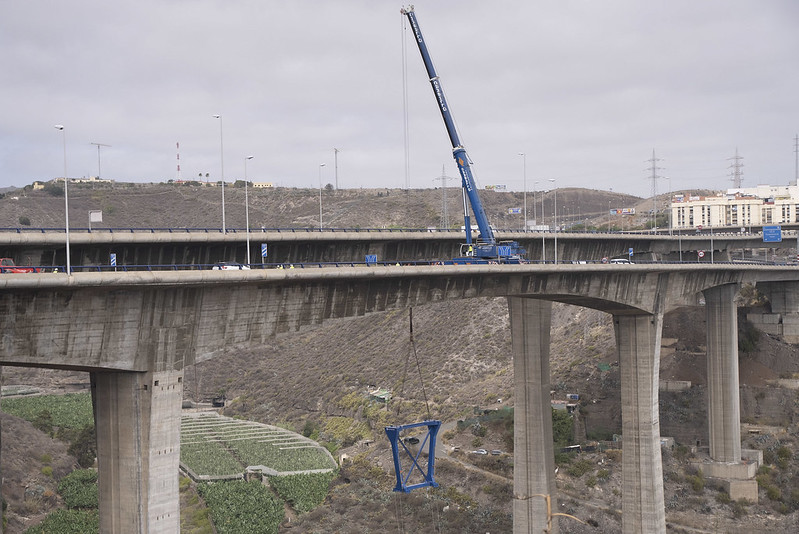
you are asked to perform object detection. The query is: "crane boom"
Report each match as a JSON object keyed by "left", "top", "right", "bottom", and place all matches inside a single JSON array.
[{"left": 401, "top": 6, "right": 526, "bottom": 263}]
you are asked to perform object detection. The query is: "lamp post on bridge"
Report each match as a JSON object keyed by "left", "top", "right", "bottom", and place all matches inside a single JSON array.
[
  {"left": 244, "top": 156, "right": 254, "bottom": 265},
  {"left": 318, "top": 163, "right": 326, "bottom": 230},
  {"left": 213, "top": 114, "right": 226, "bottom": 233},
  {"left": 518, "top": 152, "right": 527, "bottom": 231},
  {"left": 549, "top": 178, "right": 557, "bottom": 264},
  {"left": 55, "top": 125, "right": 71, "bottom": 275}
]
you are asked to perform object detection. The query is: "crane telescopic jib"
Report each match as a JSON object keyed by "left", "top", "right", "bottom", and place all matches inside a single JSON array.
[{"left": 401, "top": 5, "right": 526, "bottom": 264}]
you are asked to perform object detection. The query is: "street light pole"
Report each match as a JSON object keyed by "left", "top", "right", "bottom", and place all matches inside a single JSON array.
[
  {"left": 213, "top": 114, "right": 226, "bottom": 233},
  {"left": 549, "top": 178, "right": 557, "bottom": 264},
  {"left": 244, "top": 156, "right": 254, "bottom": 265},
  {"left": 518, "top": 152, "right": 526, "bottom": 231},
  {"left": 55, "top": 125, "right": 71, "bottom": 275},
  {"left": 318, "top": 163, "right": 326, "bottom": 230}
]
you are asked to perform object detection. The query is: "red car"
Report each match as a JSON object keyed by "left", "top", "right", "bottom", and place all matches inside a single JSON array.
[{"left": 0, "top": 258, "right": 38, "bottom": 273}]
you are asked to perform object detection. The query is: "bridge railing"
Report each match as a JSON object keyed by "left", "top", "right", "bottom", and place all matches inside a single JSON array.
[{"left": 6, "top": 257, "right": 789, "bottom": 275}]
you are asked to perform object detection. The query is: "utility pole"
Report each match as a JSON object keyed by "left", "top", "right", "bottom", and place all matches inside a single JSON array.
[
  {"left": 793, "top": 134, "right": 798, "bottom": 185},
  {"left": 433, "top": 164, "right": 455, "bottom": 228},
  {"left": 90, "top": 142, "right": 111, "bottom": 178},
  {"left": 646, "top": 149, "right": 664, "bottom": 233},
  {"left": 728, "top": 148, "right": 744, "bottom": 189},
  {"left": 333, "top": 147, "right": 340, "bottom": 189}
]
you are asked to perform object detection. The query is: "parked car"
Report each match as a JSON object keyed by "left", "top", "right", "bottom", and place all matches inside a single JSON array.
[
  {"left": 212, "top": 262, "right": 250, "bottom": 270},
  {"left": 491, "top": 449, "right": 502, "bottom": 456},
  {"left": 471, "top": 448, "right": 488, "bottom": 455},
  {"left": 610, "top": 258, "right": 632, "bottom": 264},
  {"left": 0, "top": 258, "right": 38, "bottom": 273}
]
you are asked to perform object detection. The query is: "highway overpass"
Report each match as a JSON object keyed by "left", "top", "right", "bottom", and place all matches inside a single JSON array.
[{"left": 2, "top": 260, "right": 799, "bottom": 533}]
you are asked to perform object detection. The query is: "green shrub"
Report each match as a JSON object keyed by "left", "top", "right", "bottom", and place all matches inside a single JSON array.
[
  {"left": 269, "top": 471, "right": 336, "bottom": 513},
  {"left": 58, "top": 469, "right": 98, "bottom": 509},
  {"left": 732, "top": 500, "right": 748, "bottom": 518},
  {"left": 198, "top": 480, "right": 284, "bottom": 534},
  {"left": 24, "top": 509, "right": 98, "bottom": 533},
  {"left": 766, "top": 485, "right": 781, "bottom": 501},
  {"left": 686, "top": 472, "right": 704, "bottom": 493},
  {"left": 567, "top": 459, "right": 594, "bottom": 478},
  {"left": 18, "top": 216, "right": 31, "bottom": 226}
]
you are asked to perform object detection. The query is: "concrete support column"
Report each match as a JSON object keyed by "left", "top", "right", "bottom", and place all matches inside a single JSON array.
[
  {"left": 508, "top": 296, "right": 557, "bottom": 534},
  {"left": 92, "top": 370, "right": 183, "bottom": 534},
  {"left": 703, "top": 284, "right": 741, "bottom": 463},
  {"left": 614, "top": 312, "right": 666, "bottom": 534}
]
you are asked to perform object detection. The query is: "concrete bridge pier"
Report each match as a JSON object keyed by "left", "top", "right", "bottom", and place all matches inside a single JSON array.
[
  {"left": 614, "top": 312, "right": 666, "bottom": 534},
  {"left": 701, "top": 284, "right": 759, "bottom": 500},
  {"left": 91, "top": 369, "right": 183, "bottom": 534},
  {"left": 508, "top": 296, "right": 558, "bottom": 534},
  {"left": 703, "top": 284, "right": 741, "bottom": 462}
]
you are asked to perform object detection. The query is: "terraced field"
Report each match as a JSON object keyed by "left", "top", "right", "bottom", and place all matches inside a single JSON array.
[{"left": 180, "top": 413, "right": 336, "bottom": 480}]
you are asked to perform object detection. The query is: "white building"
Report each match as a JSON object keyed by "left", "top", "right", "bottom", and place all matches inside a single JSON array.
[{"left": 671, "top": 185, "right": 799, "bottom": 230}]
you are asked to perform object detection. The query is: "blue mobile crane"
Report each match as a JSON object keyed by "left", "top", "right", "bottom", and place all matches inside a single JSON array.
[{"left": 401, "top": 6, "right": 527, "bottom": 264}]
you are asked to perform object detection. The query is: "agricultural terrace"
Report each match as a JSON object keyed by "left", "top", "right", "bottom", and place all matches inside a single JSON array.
[{"left": 180, "top": 413, "right": 336, "bottom": 480}]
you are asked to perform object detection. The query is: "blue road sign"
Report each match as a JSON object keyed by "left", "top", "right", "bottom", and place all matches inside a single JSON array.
[
  {"left": 763, "top": 226, "right": 782, "bottom": 243},
  {"left": 110, "top": 253, "right": 117, "bottom": 266},
  {"left": 261, "top": 243, "right": 268, "bottom": 257},
  {"left": 628, "top": 248, "right": 634, "bottom": 257},
  {"left": 365, "top": 254, "right": 378, "bottom": 264}
]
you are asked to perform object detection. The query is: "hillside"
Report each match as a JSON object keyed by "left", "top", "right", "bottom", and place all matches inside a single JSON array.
[
  {"left": 0, "top": 181, "right": 643, "bottom": 230},
  {"left": 4, "top": 183, "right": 799, "bottom": 532}
]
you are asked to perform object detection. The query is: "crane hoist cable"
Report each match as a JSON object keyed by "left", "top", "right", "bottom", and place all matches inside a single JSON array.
[
  {"left": 385, "top": 307, "right": 441, "bottom": 493},
  {"left": 396, "top": 307, "right": 431, "bottom": 420}
]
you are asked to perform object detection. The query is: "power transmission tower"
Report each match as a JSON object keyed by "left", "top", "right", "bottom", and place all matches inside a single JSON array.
[
  {"left": 433, "top": 165, "right": 455, "bottom": 228},
  {"left": 728, "top": 148, "right": 744, "bottom": 188},
  {"left": 646, "top": 149, "right": 664, "bottom": 232}
]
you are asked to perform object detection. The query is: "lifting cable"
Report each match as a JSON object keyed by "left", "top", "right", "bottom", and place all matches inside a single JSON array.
[{"left": 396, "top": 307, "right": 431, "bottom": 420}]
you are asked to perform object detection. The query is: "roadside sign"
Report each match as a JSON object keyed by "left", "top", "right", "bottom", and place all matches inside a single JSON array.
[
  {"left": 365, "top": 254, "right": 378, "bottom": 264},
  {"left": 628, "top": 248, "right": 634, "bottom": 257},
  {"left": 261, "top": 243, "right": 268, "bottom": 258},
  {"left": 507, "top": 208, "right": 522, "bottom": 214},
  {"left": 698, "top": 251, "right": 705, "bottom": 258},
  {"left": 110, "top": 253, "right": 117, "bottom": 266},
  {"left": 763, "top": 226, "right": 782, "bottom": 243}
]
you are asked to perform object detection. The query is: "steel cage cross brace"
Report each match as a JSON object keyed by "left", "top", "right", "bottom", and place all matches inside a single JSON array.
[{"left": 385, "top": 420, "right": 441, "bottom": 492}]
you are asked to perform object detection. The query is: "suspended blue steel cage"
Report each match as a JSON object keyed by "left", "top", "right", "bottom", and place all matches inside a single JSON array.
[{"left": 385, "top": 420, "right": 441, "bottom": 492}]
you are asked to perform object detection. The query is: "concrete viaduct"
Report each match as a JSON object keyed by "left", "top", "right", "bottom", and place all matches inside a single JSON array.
[
  {"left": 1, "top": 228, "right": 796, "bottom": 268},
  {"left": 3, "top": 261, "right": 799, "bottom": 533}
]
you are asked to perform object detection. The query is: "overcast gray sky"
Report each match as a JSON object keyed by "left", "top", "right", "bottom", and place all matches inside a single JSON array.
[{"left": 1, "top": 0, "right": 797, "bottom": 197}]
